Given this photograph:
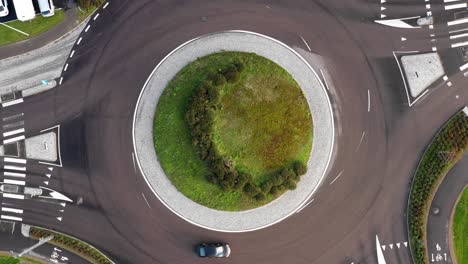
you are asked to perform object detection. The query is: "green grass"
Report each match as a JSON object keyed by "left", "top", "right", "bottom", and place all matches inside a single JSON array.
[
  {"left": 154, "top": 52, "right": 312, "bottom": 211},
  {"left": 0, "top": 10, "right": 65, "bottom": 47},
  {"left": 408, "top": 111, "right": 468, "bottom": 264},
  {"left": 78, "top": 6, "right": 97, "bottom": 22},
  {"left": 0, "top": 255, "right": 44, "bottom": 264},
  {"left": 453, "top": 187, "right": 468, "bottom": 264}
]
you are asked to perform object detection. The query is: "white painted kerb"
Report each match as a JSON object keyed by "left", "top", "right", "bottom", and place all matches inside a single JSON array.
[{"left": 133, "top": 31, "right": 334, "bottom": 232}]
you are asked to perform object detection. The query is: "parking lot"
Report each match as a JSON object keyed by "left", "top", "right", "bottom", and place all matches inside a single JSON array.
[{"left": 0, "top": 0, "right": 67, "bottom": 23}]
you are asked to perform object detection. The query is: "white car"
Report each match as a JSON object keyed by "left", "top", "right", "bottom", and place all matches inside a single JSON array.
[
  {"left": 37, "top": 0, "right": 54, "bottom": 17},
  {"left": 0, "top": 0, "right": 9, "bottom": 17},
  {"left": 12, "top": 0, "right": 35, "bottom": 21}
]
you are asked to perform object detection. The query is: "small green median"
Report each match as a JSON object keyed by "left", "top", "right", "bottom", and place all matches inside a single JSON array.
[
  {"left": 0, "top": 254, "right": 44, "bottom": 264},
  {"left": 0, "top": 10, "right": 64, "bottom": 47},
  {"left": 453, "top": 187, "right": 467, "bottom": 264},
  {"left": 408, "top": 110, "right": 468, "bottom": 264}
]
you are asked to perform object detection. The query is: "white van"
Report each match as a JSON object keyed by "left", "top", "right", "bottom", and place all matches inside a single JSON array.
[
  {"left": 12, "top": 0, "right": 35, "bottom": 21},
  {"left": 37, "top": 0, "right": 54, "bottom": 17}
]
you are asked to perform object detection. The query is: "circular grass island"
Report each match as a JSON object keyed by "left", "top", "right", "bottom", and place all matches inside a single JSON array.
[{"left": 154, "top": 51, "right": 313, "bottom": 211}]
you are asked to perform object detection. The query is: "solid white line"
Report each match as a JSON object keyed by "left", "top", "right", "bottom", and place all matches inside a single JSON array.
[
  {"left": 450, "top": 32, "right": 468, "bottom": 39},
  {"left": 444, "top": 0, "right": 461, "bottom": 2},
  {"left": 77, "top": 37, "right": 82, "bottom": 45},
  {"left": 141, "top": 193, "right": 151, "bottom": 208},
  {"left": 451, "top": 41, "right": 468, "bottom": 48},
  {"left": 0, "top": 23, "right": 29, "bottom": 36},
  {"left": 85, "top": 25, "right": 91, "bottom": 32},
  {"left": 2, "top": 193, "right": 24, "bottom": 200},
  {"left": 1, "top": 207, "right": 23, "bottom": 214},
  {"left": 4, "top": 157, "right": 26, "bottom": 164},
  {"left": 70, "top": 50, "right": 75, "bottom": 58},
  {"left": 367, "top": 89, "right": 371, "bottom": 112},
  {"left": 449, "top": 27, "right": 468, "bottom": 34},
  {"left": 4, "top": 172, "right": 25, "bottom": 178},
  {"left": 411, "top": 89, "right": 430, "bottom": 106},
  {"left": 4, "top": 165, "right": 26, "bottom": 171},
  {"left": 330, "top": 170, "right": 344, "bottom": 185},
  {"left": 320, "top": 69, "right": 330, "bottom": 90},
  {"left": 64, "top": 63, "right": 69, "bottom": 72},
  {"left": 445, "top": 3, "right": 466, "bottom": 10},
  {"left": 299, "top": 35, "right": 311, "bottom": 52},
  {"left": 376, "top": 235, "right": 387, "bottom": 264},
  {"left": 460, "top": 62, "right": 468, "bottom": 71},
  {"left": 3, "top": 135, "right": 25, "bottom": 144},
  {"left": 355, "top": 131, "right": 366, "bottom": 152},
  {"left": 103, "top": 2, "right": 109, "bottom": 9},
  {"left": 296, "top": 198, "right": 314, "bottom": 213},
  {"left": 448, "top": 17, "right": 468, "bottom": 26},
  {"left": 3, "top": 128, "right": 25, "bottom": 138},
  {"left": 4, "top": 179, "right": 25, "bottom": 186},
  {"left": 94, "top": 13, "right": 100, "bottom": 20},
  {"left": 1, "top": 215, "right": 22, "bottom": 221},
  {"left": 2, "top": 98, "right": 24, "bottom": 107}
]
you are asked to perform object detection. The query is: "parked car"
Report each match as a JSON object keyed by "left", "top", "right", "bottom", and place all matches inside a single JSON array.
[
  {"left": 37, "top": 0, "right": 54, "bottom": 17},
  {"left": 0, "top": 0, "right": 8, "bottom": 17},
  {"left": 197, "top": 243, "right": 231, "bottom": 258},
  {"left": 12, "top": 0, "right": 35, "bottom": 21}
]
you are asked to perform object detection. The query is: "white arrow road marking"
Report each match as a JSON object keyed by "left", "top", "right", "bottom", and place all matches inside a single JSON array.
[
  {"left": 382, "top": 245, "right": 386, "bottom": 251},
  {"left": 404, "top": 242, "right": 408, "bottom": 247},
  {"left": 381, "top": 14, "right": 387, "bottom": 18},
  {"left": 44, "top": 181, "right": 49, "bottom": 185},
  {"left": 389, "top": 244, "right": 393, "bottom": 249},
  {"left": 381, "top": 6, "right": 386, "bottom": 11},
  {"left": 45, "top": 174, "right": 51, "bottom": 178},
  {"left": 376, "top": 236, "right": 387, "bottom": 264},
  {"left": 56, "top": 217, "right": 62, "bottom": 221},
  {"left": 60, "top": 203, "right": 66, "bottom": 207},
  {"left": 48, "top": 167, "right": 53, "bottom": 171},
  {"left": 397, "top": 243, "right": 400, "bottom": 248},
  {"left": 39, "top": 187, "right": 73, "bottom": 202}
]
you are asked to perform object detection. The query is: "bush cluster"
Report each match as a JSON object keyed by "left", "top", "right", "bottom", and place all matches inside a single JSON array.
[
  {"left": 78, "top": 0, "right": 106, "bottom": 10},
  {"left": 186, "top": 61, "right": 308, "bottom": 199},
  {"left": 408, "top": 112, "right": 468, "bottom": 264},
  {"left": 30, "top": 227, "right": 113, "bottom": 264}
]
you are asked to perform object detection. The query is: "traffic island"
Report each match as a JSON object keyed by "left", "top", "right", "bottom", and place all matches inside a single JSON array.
[{"left": 133, "top": 31, "right": 334, "bottom": 232}]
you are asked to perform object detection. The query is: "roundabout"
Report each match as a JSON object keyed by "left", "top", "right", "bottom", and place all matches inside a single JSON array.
[{"left": 133, "top": 31, "right": 334, "bottom": 232}]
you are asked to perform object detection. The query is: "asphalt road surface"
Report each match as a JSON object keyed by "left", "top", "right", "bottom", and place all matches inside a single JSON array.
[
  {"left": 0, "top": 0, "right": 467, "bottom": 263},
  {"left": 426, "top": 157, "right": 468, "bottom": 264}
]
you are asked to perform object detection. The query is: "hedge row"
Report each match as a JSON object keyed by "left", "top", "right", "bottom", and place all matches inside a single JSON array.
[
  {"left": 77, "top": 0, "right": 106, "bottom": 10},
  {"left": 30, "top": 227, "right": 113, "bottom": 264},
  {"left": 408, "top": 111, "right": 468, "bottom": 264},
  {"left": 185, "top": 61, "right": 307, "bottom": 200}
]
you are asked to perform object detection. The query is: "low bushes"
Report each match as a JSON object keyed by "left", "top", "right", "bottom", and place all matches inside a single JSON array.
[
  {"left": 77, "top": 0, "right": 106, "bottom": 9},
  {"left": 186, "top": 62, "right": 307, "bottom": 199},
  {"left": 408, "top": 111, "right": 468, "bottom": 264},
  {"left": 30, "top": 227, "right": 113, "bottom": 264}
]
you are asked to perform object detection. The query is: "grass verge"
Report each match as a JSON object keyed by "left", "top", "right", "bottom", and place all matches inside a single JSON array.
[
  {"left": 29, "top": 227, "right": 113, "bottom": 264},
  {"left": 408, "top": 110, "right": 468, "bottom": 264},
  {"left": 0, "top": 253, "right": 45, "bottom": 264},
  {"left": 154, "top": 52, "right": 312, "bottom": 211},
  {"left": 0, "top": 10, "right": 65, "bottom": 47},
  {"left": 453, "top": 187, "right": 467, "bottom": 264},
  {"left": 78, "top": 6, "right": 97, "bottom": 22}
]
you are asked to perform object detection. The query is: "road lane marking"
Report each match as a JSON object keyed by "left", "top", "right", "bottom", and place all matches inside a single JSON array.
[
  {"left": 4, "top": 172, "right": 25, "bottom": 178},
  {"left": 77, "top": 37, "right": 82, "bottom": 45},
  {"left": 450, "top": 32, "right": 468, "bottom": 39},
  {"left": 94, "top": 13, "right": 100, "bottom": 20},
  {"left": 448, "top": 17, "right": 468, "bottom": 26},
  {"left": 3, "top": 121, "right": 24, "bottom": 130},
  {"left": 299, "top": 35, "right": 311, "bottom": 52},
  {"left": 2, "top": 193, "right": 24, "bottom": 200},
  {"left": 59, "top": 77, "right": 63, "bottom": 85},
  {"left": 70, "top": 50, "right": 75, "bottom": 58},
  {"left": 2, "top": 98, "right": 24, "bottom": 108},
  {"left": 4, "top": 179, "right": 25, "bottom": 186},
  {"left": 3, "top": 128, "right": 25, "bottom": 138},
  {"left": 445, "top": 3, "right": 466, "bottom": 10},
  {"left": 3, "top": 135, "right": 25, "bottom": 144},
  {"left": 320, "top": 69, "right": 330, "bottom": 90},
  {"left": 376, "top": 235, "right": 387, "bottom": 264},
  {"left": 1, "top": 215, "right": 22, "bottom": 221},
  {"left": 451, "top": 40, "right": 468, "bottom": 48},
  {"left": 64, "top": 63, "right": 69, "bottom": 72},
  {"left": 367, "top": 89, "right": 371, "bottom": 112},
  {"left": 4, "top": 157, "right": 26, "bottom": 164},
  {"left": 460, "top": 62, "right": 468, "bottom": 71},
  {"left": 132, "top": 152, "right": 136, "bottom": 172},
  {"left": 296, "top": 198, "right": 314, "bottom": 213},
  {"left": 1, "top": 207, "right": 23, "bottom": 214},
  {"left": 85, "top": 25, "right": 91, "bottom": 32},
  {"left": 141, "top": 193, "right": 151, "bottom": 208},
  {"left": 2, "top": 113, "right": 24, "bottom": 122},
  {"left": 4, "top": 165, "right": 26, "bottom": 171},
  {"left": 103, "top": 2, "right": 109, "bottom": 8},
  {"left": 0, "top": 23, "right": 29, "bottom": 36},
  {"left": 329, "top": 170, "right": 344, "bottom": 185},
  {"left": 354, "top": 131, "right": 366, "bottom": 152}
]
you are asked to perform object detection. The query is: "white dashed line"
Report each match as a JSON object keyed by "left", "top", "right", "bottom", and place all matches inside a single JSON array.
[
  {"left": 94, "top": 13, "right": 100, "bottom": 20},
  {"left": 320, "top": 69, "right": 330, "bottom": 90},
  {"left": 299, "top": 35, "right": 311, "bottom": 52},
  {"left": 355, "top": 131, "right": 366, "bottom": 152},
  {"left": 59, "top": 77, "right": 64, "bottom": 85},
  {"left": 64, "top": 63, "right": 69, "bottom": 72},
  {"left": 141, "top": 193, "right": 151, "bottom": 208},
  {"left": 367, "top": 89, "right": 371, "bottom": 112},
  {"left": 296, "top": 199, "right": 314, "bottom": 213},
  {"left": 77, "top": 37, "right": 82, "bottom": 45},
  {"left": 70, "top": 50, "right": 75, "bottom": 58},
  {"left": 103, "top": 2, "right": 109, "bottom": 9},
  {"left": 330, "top": 170, "right": 344, "bottom": 185},
  {"left": 85, "top": 25, "right": 91, "bottom": 32}
]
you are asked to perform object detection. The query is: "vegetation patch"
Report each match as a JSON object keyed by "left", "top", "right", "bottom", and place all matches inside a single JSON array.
[
  {"left": 408, "top": 111, "right": 468, "bottom": 264},
  {"left": 78, "top": 0, "right": 103, "bottom": 22},
  {"left": 0, "top": 10, "right": 64, "bottom": 47},
  {"left": 154, "top": 52, "right": 313, "bottom": 211},
  {"left": 30, "top": 227, "right": 113, "bottom": 264},
  {"left": 453, "top": 187, "right": 467, "bottom": 264}
]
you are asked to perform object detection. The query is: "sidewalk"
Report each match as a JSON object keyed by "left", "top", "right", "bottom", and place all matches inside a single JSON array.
[{"left": 0, "top": 2, "right": 80, "bottom": 61}]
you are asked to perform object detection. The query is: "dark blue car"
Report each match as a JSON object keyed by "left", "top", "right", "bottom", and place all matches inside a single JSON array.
[{"left": 197, "top": 243, "right": 231, "bottom": 258}]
